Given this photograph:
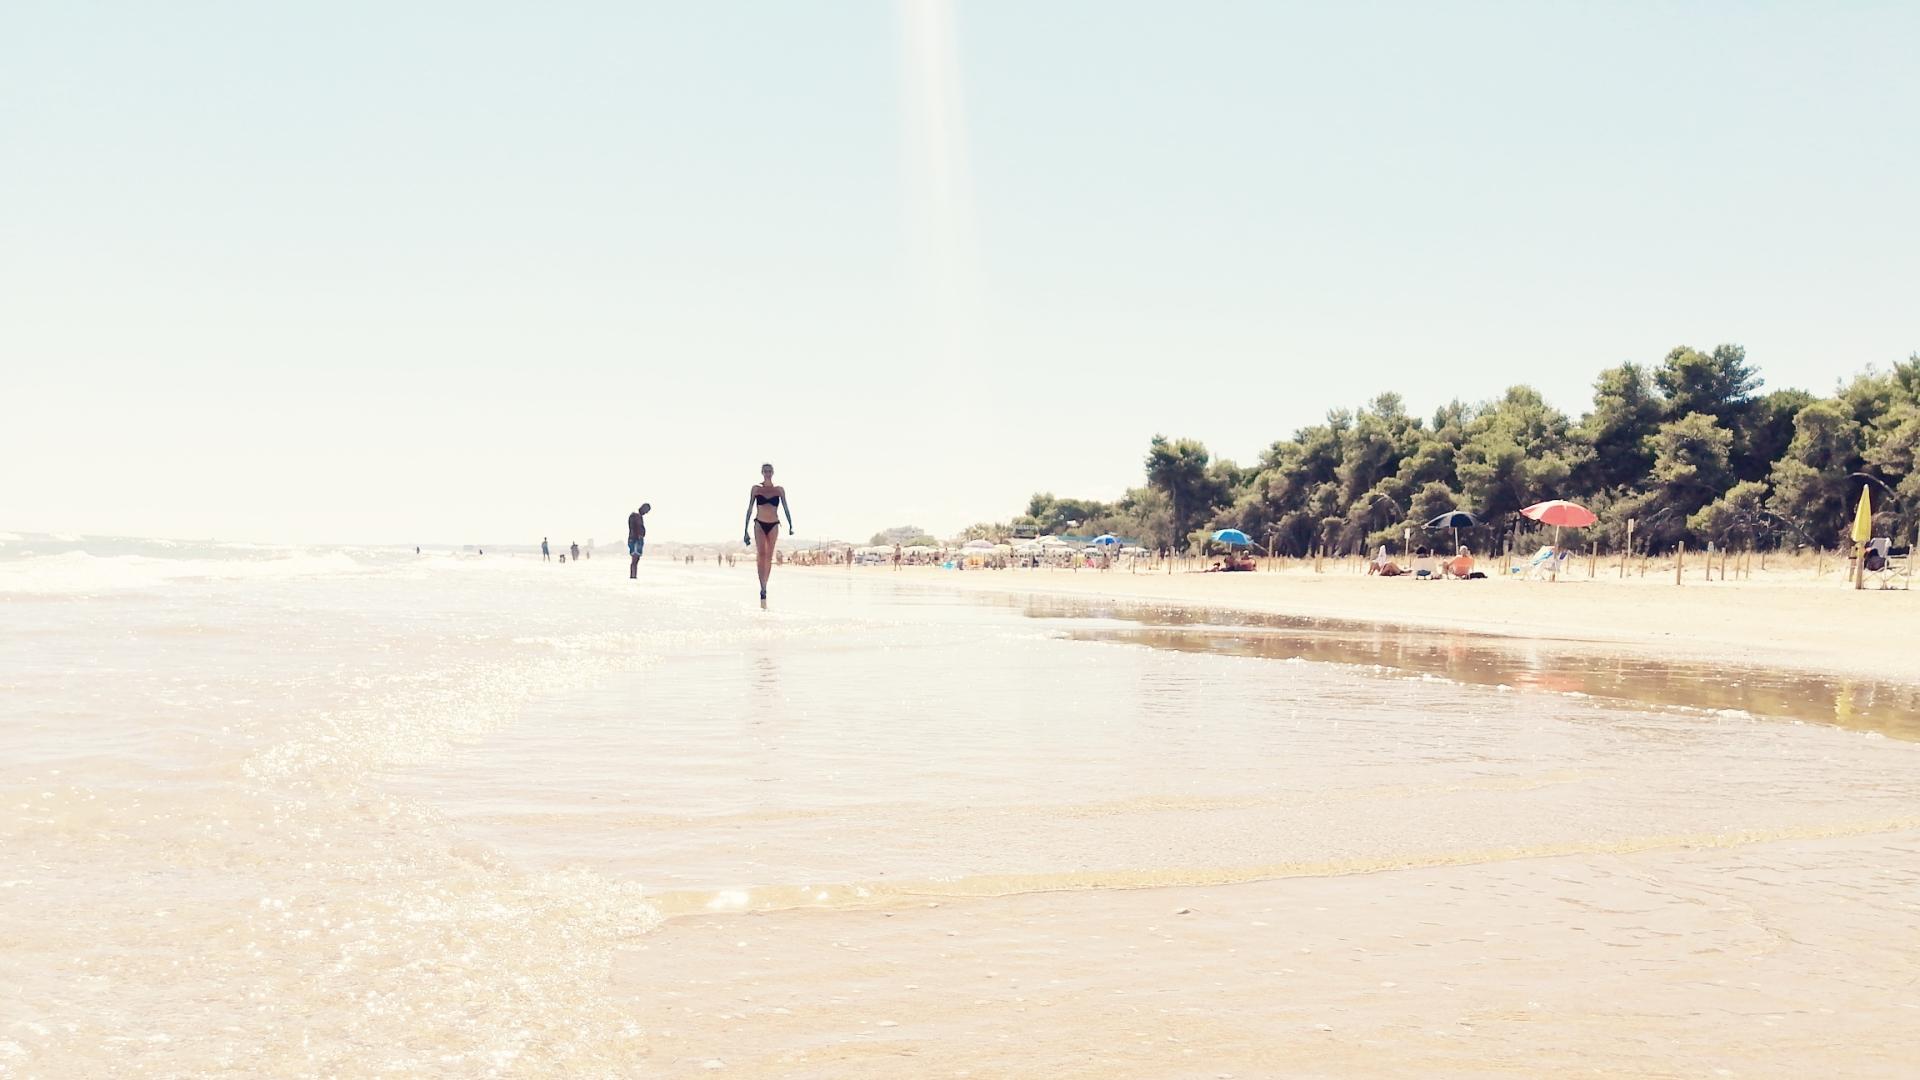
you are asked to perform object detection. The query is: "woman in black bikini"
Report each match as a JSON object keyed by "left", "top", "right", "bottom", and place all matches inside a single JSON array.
[{"left": 742, "top": 463, "right": 794, "bottom": 606}]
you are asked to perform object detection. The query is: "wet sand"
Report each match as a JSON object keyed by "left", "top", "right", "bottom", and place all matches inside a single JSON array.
[
  {"left": 619, "top": 829, "right": 1920, "bottom": 1078},
  {"left": 885, "top": 563, "right": 1920, "bottom": 685},
  {"left": 597, "top": 569, "right": 1920, "bottom": 1077}
]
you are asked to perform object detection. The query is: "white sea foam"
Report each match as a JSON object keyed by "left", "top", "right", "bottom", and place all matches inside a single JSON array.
[{"left": 0, "top": 549, "right": 368, "bottom": 595}]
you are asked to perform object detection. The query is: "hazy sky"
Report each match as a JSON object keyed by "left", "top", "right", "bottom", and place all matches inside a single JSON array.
[{"left": 4, "top": 1, "right": 1916, "bottom": 546}]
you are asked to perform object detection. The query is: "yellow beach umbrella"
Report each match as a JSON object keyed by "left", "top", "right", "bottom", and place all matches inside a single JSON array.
[
  {"left": 1849, "top": 487, "right": 1875, "bottom": 590},
  {"left": 1851, "top": 487, "right": 1874, "bottom": 545}
]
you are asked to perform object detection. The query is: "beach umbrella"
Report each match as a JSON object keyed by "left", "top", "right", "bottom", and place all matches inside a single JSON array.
[
  {"left": 1092, "top": 534, "right": 1121, "bottom": 546},
  {"left": 1851, "top": 486, "right": 1874, "bottom": 545},
  {"left": 1849, "top": 486, "right": 1875, "bottom": 589},
  {"left": 1211, "top": 528, "right": 1251, "bottom": 547},
  {"left": 963, "top": 538, "right": 995, "bottom": 550},
  {"left": 1422, "top": 510, "right": 1480, "bottom": 550},
  {"left": 1519, "top": 500, "right": 1597, "bottom": 528},
  {"left": 1519, "top": 500, "right": 1596, "bottom": 581}
]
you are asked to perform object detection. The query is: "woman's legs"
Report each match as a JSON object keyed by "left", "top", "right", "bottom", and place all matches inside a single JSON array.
[{"left": 754, "top": 522, "right": 776, "bottom": 600}]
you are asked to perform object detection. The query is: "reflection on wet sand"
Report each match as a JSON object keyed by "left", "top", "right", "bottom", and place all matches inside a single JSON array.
[{"left": 995, "top": 594, "right": 1920, "bottom": 740}]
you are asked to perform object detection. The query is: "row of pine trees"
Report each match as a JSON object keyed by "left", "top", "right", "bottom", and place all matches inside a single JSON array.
[{"left": 987, "top": 347, "right": 1920, "bottom": 556}]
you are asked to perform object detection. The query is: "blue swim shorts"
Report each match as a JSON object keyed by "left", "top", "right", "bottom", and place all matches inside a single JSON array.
[{"left": 628, "top": 538, "right": 645, "bottom": 557}]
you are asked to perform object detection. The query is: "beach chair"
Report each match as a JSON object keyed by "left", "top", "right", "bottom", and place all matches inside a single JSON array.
[
  {"left": 1864, "top": 537, "right": 1911, "bottom": 589},
  {"left": 1520, "top": 546, "right": 1567, "bottom": 580},
  {"left": 1514, "top": 545, "right": 1550, "bottom": 576}
]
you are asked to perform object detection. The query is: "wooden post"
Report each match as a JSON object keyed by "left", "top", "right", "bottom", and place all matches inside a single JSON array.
[
  {"left": 1589, "top": 542, "right": 1596, "bottom": 578},
  {"left": 1675, "top": 542, "right": 1684, "bottom": 585},
  {"left": 1621, "top": 519, "right": 1634, "bottom": 577}
]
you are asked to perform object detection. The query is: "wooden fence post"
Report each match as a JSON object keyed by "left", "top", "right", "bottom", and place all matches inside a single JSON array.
[{"left": 1675, "top": 542, "right": 1685, "bottom": 585}]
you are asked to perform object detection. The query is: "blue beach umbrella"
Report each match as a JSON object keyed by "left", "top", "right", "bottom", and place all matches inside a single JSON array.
[
  {"left": 1211, "top": 529, "right": 1252, "bottom": 547},
  {"left": 1092, "top": 534, "right": 1121, "bottom": 546},
  {"left": 1422, "top": 510, "right": 1480, "bottom": 549}
]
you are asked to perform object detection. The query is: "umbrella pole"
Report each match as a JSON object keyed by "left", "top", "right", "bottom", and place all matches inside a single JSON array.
[{"left": 1552, "top": 525, "right": 1562, "bottom": 581}]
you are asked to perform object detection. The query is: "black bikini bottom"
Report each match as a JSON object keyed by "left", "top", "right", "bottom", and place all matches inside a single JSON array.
[{"left": 755, "top": 519, "right": 779, "bottom": 536}]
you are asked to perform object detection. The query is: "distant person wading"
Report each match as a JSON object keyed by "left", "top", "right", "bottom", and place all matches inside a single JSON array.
[{"left": 742, "top": 463, "right": 794, "bottom": 608}]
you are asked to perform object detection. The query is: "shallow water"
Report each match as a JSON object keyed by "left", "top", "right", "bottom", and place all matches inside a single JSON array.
[
  {"left": 4, "top": 540, "right": 1918, "bottom": 1075},
  {"left": 1000, "top": 594, "right": 1920, "bottom": 741}
]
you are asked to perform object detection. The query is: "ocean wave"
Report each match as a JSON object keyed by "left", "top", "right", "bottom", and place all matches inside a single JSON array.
[{"left": 0, "top": 550, "right": 369, "bottom": 595}]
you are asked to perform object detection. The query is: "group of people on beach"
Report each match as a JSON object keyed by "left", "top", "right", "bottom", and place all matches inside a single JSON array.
[
  {"left": 569, "top": 463, "right": 797, "bottom": 608},
  {"left": 1368, "top": 544, "right": 1481, "bottom": 579},
  {"left": 540, "top": 538, "right": 588, "bottom": 563}
]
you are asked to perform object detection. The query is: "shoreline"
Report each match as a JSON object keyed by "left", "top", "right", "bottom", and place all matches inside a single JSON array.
[{"left": 812, "top": 562, "right": 1920, "bottom": 686}]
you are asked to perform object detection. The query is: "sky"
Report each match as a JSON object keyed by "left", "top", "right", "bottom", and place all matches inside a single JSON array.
[{"left": 3, "top": 1, "right": 1916, "bottom": 547}]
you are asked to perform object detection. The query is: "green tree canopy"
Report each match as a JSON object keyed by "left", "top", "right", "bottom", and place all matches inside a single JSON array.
[
  {"left": 1001, "top": 348, "right": 1918, "bottom": 556},
  {"left": 1657, "top": 344, "right": 1761, "bottom": 425},
  {"left": 1146, "top": 435, "right": 1227, "bottom": 551},
  {"left": 1576, "top": 361, "right": 1663, "bottom": 492},
  {"left": 1767, "top": 400, "right": 1863, "bottom": 544},
  {"left": 1455, "top": 386, "right": 1581, "bottom": 521}
]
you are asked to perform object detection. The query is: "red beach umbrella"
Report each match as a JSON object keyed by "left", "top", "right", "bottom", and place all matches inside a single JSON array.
[
  {"left": 1519, "top": 500, "right": 1597, "bottom": 527},
  {"left": 1519, "top": 500, "right": 1596, "bottom": 581}
]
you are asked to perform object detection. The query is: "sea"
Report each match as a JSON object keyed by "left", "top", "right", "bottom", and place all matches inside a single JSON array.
[{"left": 3, "top": 533, "right": 1918, "bottom": 1077}]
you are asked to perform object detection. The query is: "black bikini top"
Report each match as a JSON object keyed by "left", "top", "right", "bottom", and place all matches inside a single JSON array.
[{"left": 755, "top": 493, "right": 780, "bottom": 507}]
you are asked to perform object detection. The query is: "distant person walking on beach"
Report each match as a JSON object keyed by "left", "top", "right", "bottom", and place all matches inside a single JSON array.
[
  {"left": 541, "top": 538, "right": 551, "bottom": 562},
  {"left": 742, "top": 462, "right": 794, "bottom": 608},
  {"left": 570, "top": 541, "right": 580, "bottom": 561},
  {"left": 628, "top": 503, "right": 650, "bottom": 579}
]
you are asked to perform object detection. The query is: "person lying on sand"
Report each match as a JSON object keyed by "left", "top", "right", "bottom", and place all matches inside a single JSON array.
[
  {"left": 1205, "top": 553, "right": 1255, "bottom": 572},
  {"left": 1367, "top": 545, "right": 1402, "bottom": 576}
]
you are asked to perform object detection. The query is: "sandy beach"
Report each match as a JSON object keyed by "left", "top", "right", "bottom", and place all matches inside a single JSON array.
[{"left": 880, "top": 560, "right": 1920, "bottom": 686}]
